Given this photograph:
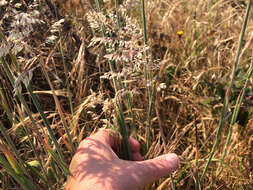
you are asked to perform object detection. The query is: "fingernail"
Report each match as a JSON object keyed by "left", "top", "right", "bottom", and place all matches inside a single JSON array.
[{"left": 166, "top": 153, "right": 179, "bottom": 172}]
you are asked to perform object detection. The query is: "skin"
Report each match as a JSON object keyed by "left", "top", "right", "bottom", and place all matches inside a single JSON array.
[{"left": 65, "top": 129, "right": 179, "bottom": 190}]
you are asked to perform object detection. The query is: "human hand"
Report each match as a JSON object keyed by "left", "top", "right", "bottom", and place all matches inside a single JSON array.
[{"left": 65, "top": 129, "right": 179, "bottom": 190}]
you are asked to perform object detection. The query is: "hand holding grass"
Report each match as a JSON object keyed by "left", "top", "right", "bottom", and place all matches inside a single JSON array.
[{"left": 65, "top": 129, "right": 179, "bottom": 190}]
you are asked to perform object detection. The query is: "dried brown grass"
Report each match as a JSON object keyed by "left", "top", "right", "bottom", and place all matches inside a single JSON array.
[{"left": 0, "top": 0, "right": 252, "bottom": 189}]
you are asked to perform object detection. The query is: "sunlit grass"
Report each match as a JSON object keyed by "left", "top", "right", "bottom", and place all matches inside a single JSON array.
[{"left": 0, "top": 0, "right": 253, "bottom": 189}]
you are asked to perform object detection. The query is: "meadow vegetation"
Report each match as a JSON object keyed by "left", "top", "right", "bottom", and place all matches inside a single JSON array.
[{"left": 0, "top": 0, "right": 252, "bottom": 189}]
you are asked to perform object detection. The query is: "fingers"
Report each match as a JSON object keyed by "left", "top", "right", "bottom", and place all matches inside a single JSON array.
[
  {"left": 130, "top": 153, "right": 179, "bottom": 186},
  {"left": 87, "top": 129, "right": 141, "bottom": 151},
  {"left": 82, "top": 129, "right": 120, "bottom": 150},
  {"left": 129, "top": 137, "right": 142, "bottom": 161},
  {"left": 129, "top": 137, "right": 140, "bottom": 153},
  {"left": 79, "top": 129, "right": 143, "bottom": 161}
]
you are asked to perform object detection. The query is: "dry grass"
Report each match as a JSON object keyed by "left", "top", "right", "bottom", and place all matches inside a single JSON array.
[{"left": 0, "top": 0, "right": 253, "bottom": 189}]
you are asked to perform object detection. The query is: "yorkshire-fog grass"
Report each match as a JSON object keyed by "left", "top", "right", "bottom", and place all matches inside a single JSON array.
[{"left": 0, "top": 0, "right": 253, "bottom": 189}]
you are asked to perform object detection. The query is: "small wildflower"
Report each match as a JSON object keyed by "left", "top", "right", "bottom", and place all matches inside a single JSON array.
[
  {"left": 177, "top": 30, "right": 183, "bottom": 38},
  {"left": 157, "top": 83, "right": 167, "bottom": 92},
  {"left": 159, "top": 83, "right": 167, "bottom": 89}
]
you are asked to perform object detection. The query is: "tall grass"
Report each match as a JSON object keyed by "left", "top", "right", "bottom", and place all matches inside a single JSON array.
[
  {"left": 141, "top": 0, "right": 154, "bottom": 150},
  {"left": 200, "top": 0, "right": 252, "bottom": 185},
  {"left": 94, "top": 0, "right": 132, "bottom": 160},
  {"left": 0, "top": 0, "right": 253, "bottom": 189}
]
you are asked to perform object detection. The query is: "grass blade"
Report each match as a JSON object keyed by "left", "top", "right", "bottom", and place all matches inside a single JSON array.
[
  {"left": 141, "top": 0, "right": 153, "bottom": 150},
  {"left": 200, "top": 0, "right": 252, "bottom": 184},
  {"left": 0, "top": 155, "right": 36, "bottom": 190},
  {"left": 94, "top": 0, "right": 132, "bottom": 160},
  {"left": 1, "top": 57, "right": 50, "bottom": 185}
]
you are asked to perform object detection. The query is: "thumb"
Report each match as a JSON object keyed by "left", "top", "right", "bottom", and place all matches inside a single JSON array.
[{"left": 130, "top": 153, "right": 179, "bottom": 187}]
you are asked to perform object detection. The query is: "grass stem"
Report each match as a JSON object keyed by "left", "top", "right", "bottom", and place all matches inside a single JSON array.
[{"left": 200, "top": 0, "right": 252, "bottom": 184}]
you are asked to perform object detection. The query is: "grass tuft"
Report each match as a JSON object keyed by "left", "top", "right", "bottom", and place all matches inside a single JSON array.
[{"left": 0, "top": 0, "right": 253, "bottom": 189}]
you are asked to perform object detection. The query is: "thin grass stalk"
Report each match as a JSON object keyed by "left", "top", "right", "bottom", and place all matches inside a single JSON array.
[
  {"left": 95, "top": 0, "right": 106, "bottom": 35},
  {"left": 141, "top": 0, "right": 153, "bottom": 150},
  {"left": 58, "top": 38, "right": 77, "bottom": 151},
  {"left": 222, "top": 0, "right": 252, "bottom": 117},
  {"left": 112, "top": 72, "right": 135, "bottom": 155},
  {"left": 128, "top": 101, "right": 137, "bottom": 140},
  {"left": 109, "top": 62, "right": 132, "bottom": 160},
  {"left": 118, "top": 83, "right": 137, "bottom": 139},
  {"left": 0, "top": 155, "right": 36, "bottom": 190},
  {"left": 95, "top": 0, "right": 132, "bottom": 160},
  {"left": 200, "top": 99, "right": 226, "bottom": 185},
  {"left": 0, "top": 88, "right": 15, "bottom": 125},
  {"left": 116, "top": 86, "right": 133, "bottom": 159},
  {"left": 0, "top": 58, "right": 52, "bottom": 186},
  {"left": 0, "top": 57, "right": 50, "bottom": 184},
  {"left": 192, "top": 158, "right": 242, "bottom": 178},
  {"left": 0, "top": 57, "right": 14, "bottom": 85},
  {"left": 200, "top": 0, "right": 252, "bottom": 184},
  {"left": 223, "top": 53, "right": 253, "bottom": 157},
  {"left": 0, "top": 143, "right": 24, "bottom": 175},
  {"left": 26, "top": 85, "right": 70, "bottom": 176},
  {"left": 46, "top": 148, "right": 70, "bottom": 176},
  {"left": 194, "top": 172, "right": 200, "bottom": 190},
  {"left": 114, "top": 1, "right": 137, "bottom": 139},
  {"left": 116, "top": 100, "right": 132, "bottom": 160},
  {"left": 154, "top": 96, "right": 176, "bottom": 189},
  {"left": 50, "top": 160, "right": 62, "bottom": 186},
  {"left": 193, "top": 10, "right": 199, "bottom": 56},
  {"left": 26, "top": 86, "right": 67, "bottom": 166},
  {"left": 17, "top": 118, "right": 49, "bottom": 180},
  {"left": 1, "top": 54, "right": 66, "bottom": 178},
  {"left": 111, "top": 61, "right": 132, "bottom": 158},
  {"left": 0, "top": 62, "right": 32, "bottom": 174},
  {"left": 115, "top": 0, "right": 120, "bottom": 28},
  {"left": 193, "top": 10, "right": 200, "bottom": 189},
  {"left": 40, "top": 60, "right": 75, "bottom": 154},
  {"left": 17, "top": 99, "right": 49, "bottom": 183},
  {"left": 58, "top": 40, "right": 74, "bottom": 117},
  {"left": 0, "top": 121, "right": 24, "bottom": 169},
  {"left": 194, "top": 119, "right": 200, "bottom": 190},
  {"left": 9, "top": 51, "right": 19, "bottom": 70},
  {"left": 170, "top": 176, "right": 176, "bottom": 190},
  {"left": 26, "top": 164, "right": 47, "bottom": 184},
  {"left": 215, "top": 49, "right": 253, "bottom": 179},
  {"left": 17, "top": 109, "right": 50, "bottom": 186},
  {"left": 146, "top": 85, "right": 155, "bottom": 150},
  {"left": 50, "top": 160, "right": 61, "bottom": 185}
]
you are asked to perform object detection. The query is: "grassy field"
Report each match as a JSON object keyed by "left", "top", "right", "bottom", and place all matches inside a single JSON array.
[{"left": 0, "top": 0, "right": 253, "bottom": 189}]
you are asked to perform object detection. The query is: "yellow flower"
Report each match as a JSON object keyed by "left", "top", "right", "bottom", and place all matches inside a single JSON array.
[{"left": 177, "top": 30, "right": 183, "bottom": 38}]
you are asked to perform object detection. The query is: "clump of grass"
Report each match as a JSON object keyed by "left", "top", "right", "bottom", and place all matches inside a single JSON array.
[
  {"left": 0, "top": 0, "right": 253, "bottom": 189},
  {"left": 201, "top": 0, "right": 252, "bottom": 185}
]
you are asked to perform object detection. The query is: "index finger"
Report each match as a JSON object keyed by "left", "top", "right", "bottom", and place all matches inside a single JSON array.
[
  {"left": 87, "top": 129, "right": 120, "bottom": 150},
  {"left": 88, "top": 129, "right": 140, "bottom": 151}
]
